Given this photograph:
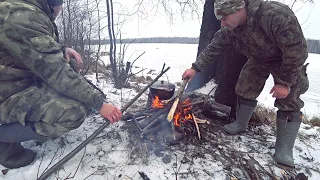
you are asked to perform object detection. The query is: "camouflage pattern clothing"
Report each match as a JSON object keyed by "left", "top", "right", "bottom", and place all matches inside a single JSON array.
[
  {"left": 0, "top": 0, "right": 104, "bottom": 137},
  {"left": 192, "top": 0, "right": 309, "bottom": 111},
  {"left": 214, "top": 0, "right": 245, "bottom": 20}
]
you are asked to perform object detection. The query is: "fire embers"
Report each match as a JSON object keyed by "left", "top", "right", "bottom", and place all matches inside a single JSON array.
[{"left": 173, "top": 98, "right": 193, "bottom": 127}]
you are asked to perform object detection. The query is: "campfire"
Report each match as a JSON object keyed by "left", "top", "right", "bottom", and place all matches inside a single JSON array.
[
  {"left": 122, "top": 78, "right": 312, "bottom": 180},
  {"left": 124, "top": 80, "right": 231, "bottom": 145},
  {"left": 151, "top": 95, "right": 193, "bottom": 127}
]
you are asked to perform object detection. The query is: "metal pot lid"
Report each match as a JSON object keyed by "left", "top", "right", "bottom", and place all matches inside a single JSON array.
[{"left": 150, "top": 80, "right": 175, "bottom": 91}]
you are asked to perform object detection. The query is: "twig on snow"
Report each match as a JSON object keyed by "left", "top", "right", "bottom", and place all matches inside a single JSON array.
[
  {"left": 65, "top": 136, "right": 87, "bottom": 179},
  {"left": 37, "top": 143, "right": 48, "bottom": 179},
  {"left": 172, "top": 154, "right": 183, "bottom": 180}
]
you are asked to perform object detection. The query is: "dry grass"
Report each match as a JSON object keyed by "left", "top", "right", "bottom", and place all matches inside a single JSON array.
[
  {"left": 307, "top": 116, "right": 320, "bottom": 127},
  {"left": 251, "top": 103, "right": 276, "bottom": 127},
  {"left": 251, "top": 104, "right": 320, "bottom": 127}
]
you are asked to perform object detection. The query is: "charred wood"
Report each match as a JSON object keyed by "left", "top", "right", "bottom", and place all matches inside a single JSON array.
[
  {"left": 140, "top": 116, "right": 169, "bottom": 137},
  {"left": 131, "top": 115, "right": 142, "bottom": 132},
  {"left": 142, "top": 106, "right": 171, "bottom": 132},
  {"left": 203, "top": 99, "right": 231, "bottom": 117}
]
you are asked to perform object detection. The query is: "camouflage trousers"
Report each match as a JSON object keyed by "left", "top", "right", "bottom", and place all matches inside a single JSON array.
[
  {"left": 0, "top": 82, "right": 88, "bottom": 137},
  {"left": 235, "top": 59, "right": 309, "bottom": 111}
]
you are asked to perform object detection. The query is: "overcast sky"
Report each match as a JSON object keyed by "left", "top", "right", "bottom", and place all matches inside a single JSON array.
[{"left": 117, "top": 1, "right": 320, "bottom": 40}]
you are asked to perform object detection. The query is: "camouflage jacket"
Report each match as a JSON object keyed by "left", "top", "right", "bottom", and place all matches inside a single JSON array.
[
  {"left": 0, "top": 0, "right": 104, "bottom": 110},
  {"left": 192, "top": 0, "right": 308, "bottom": 86}
]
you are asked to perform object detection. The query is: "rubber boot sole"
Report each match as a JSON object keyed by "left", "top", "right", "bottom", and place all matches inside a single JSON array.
[
  {"left": 274, "top": 156, "right": 295, "bottom": 170},
  {"left": 222, "top": 126, "right": 246, "bottom": 135}
]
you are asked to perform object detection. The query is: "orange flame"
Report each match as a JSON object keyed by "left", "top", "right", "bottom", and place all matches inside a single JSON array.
[
  {"left": 152, "top": 96, "right": 164, "bottom": 109},
  {"left": 173, "top": 98, "right": 193, "bottom": 126}
]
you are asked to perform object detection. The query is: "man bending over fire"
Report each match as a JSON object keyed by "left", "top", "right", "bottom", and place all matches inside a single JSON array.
[{"left": 182, "top": 0, "right": 309, "bottom": 168}]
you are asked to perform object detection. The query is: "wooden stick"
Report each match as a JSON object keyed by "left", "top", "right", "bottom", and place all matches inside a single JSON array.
[
  {"left": 132, "top": 115, "right": 142, "bottom": 132},
  {"left": 38, "top": 67, "right": 170, "bottom": 180},
  {"left": 195, "top": 118, "right": 210, "bottom": 124},
  {"left": 167, "top": 79, "right": 189, "bottom": 122},
  {"left": 142, "top": 105, "right": 171, "bottom": 132},
  {"left": 192, "top": 113, "right": 201, "bottom": 140},
  {"left": 180, "top": 100, "right": 204, "bottom": 108},
  {"left": 142, "top": 113, "right": 167, "bottom": 132}
]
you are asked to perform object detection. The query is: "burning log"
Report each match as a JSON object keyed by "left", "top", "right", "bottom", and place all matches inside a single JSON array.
[
  {"left": 180, "top": 100, "right": 204, "bottom": 108},
  {"left": 167, "top": 79, "right": 189, "bottom": 122},
  {"left": 180, "top": 97, "right": 231, "bottom": 118}
]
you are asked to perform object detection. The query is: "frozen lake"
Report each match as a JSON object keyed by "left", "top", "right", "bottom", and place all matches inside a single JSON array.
[{"left": 101, "top": 43, "right": 320, "bottom": 116}]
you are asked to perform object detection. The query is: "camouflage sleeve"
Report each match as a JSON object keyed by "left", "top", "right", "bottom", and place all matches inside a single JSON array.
[
  {"left": 0, "top": 11, "right": 104, "bottom": 111},
  {"left": 192, "top": 27, "right": 233, "bottom": 72},
  {"left": 267, "top": 7, "right": 308, "bottom": 86}
]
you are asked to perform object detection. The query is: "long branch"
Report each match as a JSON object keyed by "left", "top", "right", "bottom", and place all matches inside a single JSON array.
[{"left": 37, "top": 67, "right": 170, "bottom": 180}]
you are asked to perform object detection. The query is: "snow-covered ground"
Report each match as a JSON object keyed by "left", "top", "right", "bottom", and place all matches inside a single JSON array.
[{"left": 1, "top": 44, "right": 320, "bottom": 180}]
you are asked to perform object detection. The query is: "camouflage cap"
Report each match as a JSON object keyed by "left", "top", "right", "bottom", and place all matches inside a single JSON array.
[{"left": 214, "top": 0, "right": 246, "bottom": 20}]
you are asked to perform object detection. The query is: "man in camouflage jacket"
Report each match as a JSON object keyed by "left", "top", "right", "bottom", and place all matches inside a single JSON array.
[
  {"left": 0, "top": 0, "right": 122, "bottom": 169},
  {"left": 183, "top": 0, "right": 309, "bottom": 168}
]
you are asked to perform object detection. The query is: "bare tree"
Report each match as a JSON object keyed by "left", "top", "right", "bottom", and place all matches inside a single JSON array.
[
  {"left": 94, "top": 0, "right": 102, "bottom": 82},
  {"left": 56, "top": 0, "right": 108, "bottom": 77}
]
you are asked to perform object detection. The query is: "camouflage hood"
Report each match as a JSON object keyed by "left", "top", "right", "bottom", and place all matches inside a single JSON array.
[{"left": 21, "top": 0, "right": 53, "bottom": 19}]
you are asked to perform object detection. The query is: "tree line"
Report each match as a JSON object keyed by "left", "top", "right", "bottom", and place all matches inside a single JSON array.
[
  {"left": 307, "top": 39, "right": 320, "bottom": 54},
  {"left": 92, "top": 37, "right": 320, "bottom": 54}
]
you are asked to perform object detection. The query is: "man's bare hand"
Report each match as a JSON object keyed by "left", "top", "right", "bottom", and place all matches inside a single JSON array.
[
  {"left": 270, "top": 84, "right": 290, "bottom": 99},
  {"left": 64, "top": 47, "right": 83, "bottom": 70},
  {"left": 182, "top": 69, "right": 196, "bottom": 82},
  {"left": 99, "top": 103, "right": 122, "bottom": 123}
]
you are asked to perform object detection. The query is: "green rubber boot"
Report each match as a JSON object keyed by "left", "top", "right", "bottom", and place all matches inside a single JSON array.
[
  {"left": 0, "top": 142, "right": 36, "bottom": 169},
  {"left": 275, "top": 111, "right": 302, "bottom": 168},
  {"left": 0, "top": 122, "right": 48, "bottom": 169},
  {"left": 223, "top": 97, "right": 257, "bottom": 135}
]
